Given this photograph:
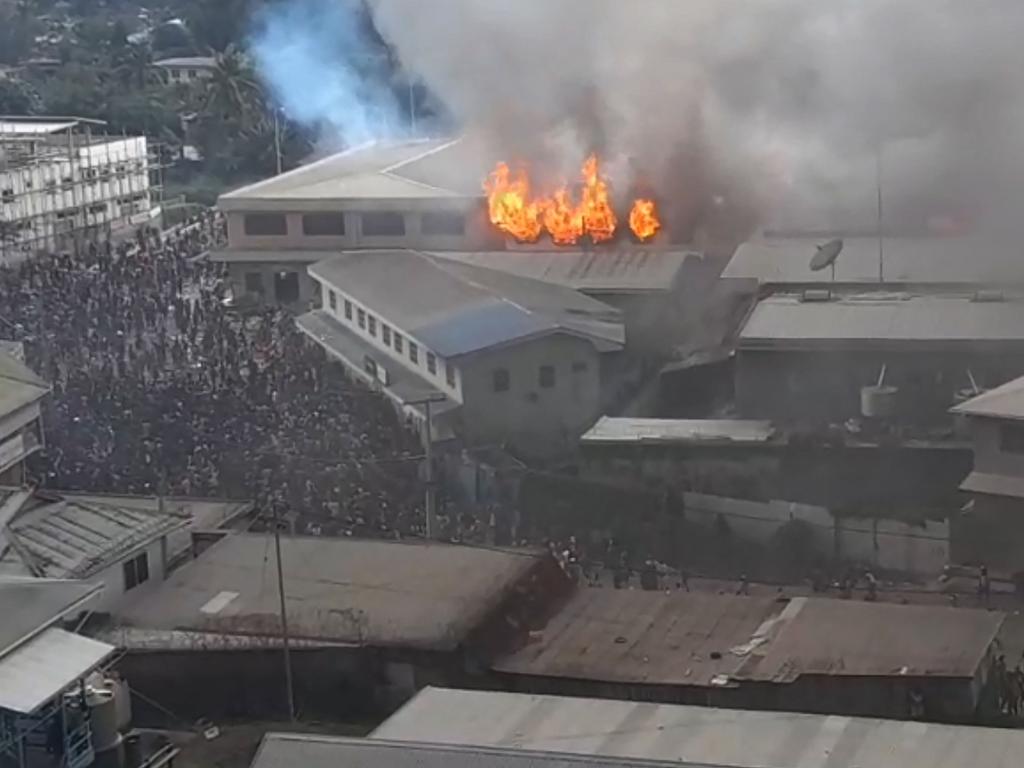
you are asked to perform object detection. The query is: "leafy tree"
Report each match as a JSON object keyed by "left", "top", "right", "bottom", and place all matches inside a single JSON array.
[
  {"left": 185, "top": 0, "right": 262, "bottom": 53},
  {"left": 0, "top": 78, "right": 40, "bottom": 114}
]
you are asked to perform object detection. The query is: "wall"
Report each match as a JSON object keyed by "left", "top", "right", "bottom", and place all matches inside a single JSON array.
[
  {"left": 225, "top": 261, "right": 318, "bottom": 310},
  {"left": 90, "top": 538, "right": 167, "bottom": 615},
  {"left": 459, "top": 334, "right": 602, "bottom": 456},
  {"left": 736, "top": 347, "right": 1024, "bottom": 424},
  {"left": 968, "top": 417, "right": 1024, "bottom": 478}
]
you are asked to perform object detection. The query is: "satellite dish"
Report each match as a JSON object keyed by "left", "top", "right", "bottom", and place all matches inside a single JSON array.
[{"left": 810, "top": 238, "right": 844, "bottom": 272}]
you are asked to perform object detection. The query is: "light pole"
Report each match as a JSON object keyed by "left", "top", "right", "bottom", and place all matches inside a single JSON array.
[{"left": 408, "top": 394, "right": 446, "bottom": 539}]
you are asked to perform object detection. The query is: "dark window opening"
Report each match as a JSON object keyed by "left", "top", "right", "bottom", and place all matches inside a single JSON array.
[
  {"left": 382, "top": 325, "right": 392, "bottom": 345},
  {"left": 1, "top": 188, "right": 13, "bottom": 204},
  {"left": 493, "top": 368, "right": 510, "bottom": 393},
  {"left": 123, "top": 551, "right": 150, "bottom": 591},
  {"left": 427, "top": 353, "right": 437, "bottom": 375},
  {"left": 1001, "top": 424, "right": 1024, "bottom": 454},
  {"left": 539, "top": 365, "right": 556, "bottom": 389},
  {"left": 328, "top": 290, "right": 337, "bottom": 310},
  {"left": 344, "top": 300, "right": 353, "bottom": 320},
  {"left": 244, "top": 213, "right": 288, "bottom": 236},
  {"left": 244, "top": 272, "right": 264, "bottom": 295},
  {"left": 357, "top": 308, "right": 366, "bottom": 329},
  {"left": 361, "top": 211, "right": 406, "bottom": 236},
  {"left": 302, "top": 212, "right": 346, "bottom": 236},
  {"left": 422, "top": 211, "right": 466, "bottom": 236},
  {"left": 409, "top": 342, "right": 419, "bottom": 364},
  {"left": 368, "top": 315, "right": 377, "bottom": 336},
  {"left": 394, "top": 333, "right": 404, "bottom": 353},
  {"left": 274, "top": 271, "right": 300, "bottom": 303},
  {"left": 446, "top": 363, "right": 456, "bottom": 387}
]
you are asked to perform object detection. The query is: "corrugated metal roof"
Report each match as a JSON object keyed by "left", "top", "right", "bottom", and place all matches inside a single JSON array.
[
  {"left": 493, "top": 589, "right": 783, "bottom": 686},
  {"left": 581, "top": 417, "right": 775, "bottom": 445},
  {"left": 960, "top": 471, "right": 1024, "bottom": 499},
  {"left": 115, "top": 534, "right": 545, "bottom": 651},
  {"left": 0, "top": 350, "right": 49, "bottom": 419},
  {"left": 739, "top": 597, "right": 1003, "bottom": 681},
  {"left": 951, "top": 375, "right": 1024, "bottom": 420},
  {"left": 219, "top": 138, "right": 473, "bottom": 205},
  {"left": 308, "top": 251, "right": 624, "bottom": 358},
  {"left": 0, "top": 578, "right": 102, "bottom": 657},
  {"left": 724, "top": 236, "right": 1024, "bottom": 286},
  {"left": 1, "top": 489, "right": 190, "bottom": 579},
  {"left": 432, "top": 250, "right": 697, "bottom": 294},
  {"left": 0, "top": 120, "right": 79, "bottom": 135},
  {"left": 0, "top": 627, "right": 114, "bottom": 714},
  {"left": 739, "top": 293, "right": 1024, "bottom": 348},
  {"left": 494, "top": 591, "right": 1003, "bottom": 686},
  {"left": 373, "top": 687, "right": 1024, "bottom": 768},
  {"left": 152, "top": 56, "right": 216, "bottom": 68},
  {"left": 252, "top": 734, "right": 722, "bottom": 768}
]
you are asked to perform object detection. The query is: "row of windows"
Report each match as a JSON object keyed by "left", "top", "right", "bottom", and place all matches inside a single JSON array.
[
  {"left": 329, "top": 287, "right": 457, "bottom": 388},
  {"left": 244, "top": 211, "right": 465, "bottom": 238},
  {"left": 492, "top": 361, "right": 588, "bottom": 393}
]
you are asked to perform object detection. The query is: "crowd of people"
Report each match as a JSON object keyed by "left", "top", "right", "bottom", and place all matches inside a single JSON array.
[{"left": 0, "top": 214, "right": 440, "bottom": 539}]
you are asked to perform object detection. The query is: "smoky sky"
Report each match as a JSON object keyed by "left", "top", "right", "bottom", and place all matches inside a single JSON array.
[{"left": 255, "top": 0, "right": 1024, "bottom": 228}]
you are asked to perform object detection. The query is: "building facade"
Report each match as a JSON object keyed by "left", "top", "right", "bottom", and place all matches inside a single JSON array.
[
  {"left": 0, "top": 349, "right": 49, "bottom": 484},
  {"left": 0, "top": 119, "right": 157, "bottom": 261}
]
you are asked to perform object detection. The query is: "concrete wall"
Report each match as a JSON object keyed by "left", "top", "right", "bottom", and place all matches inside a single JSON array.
[
  {"left": 968, "top": 417, "right": 1024, "bottom": 477},
  {"left": 225, "top": 261, "right": 318, "bottom": 311},
  {"left": 91, "top": 537, "right": 168, "bottom": 615},
  {"left": 736, "top": 347, "right": 1024, "bottom": 424},
  {"left": 459, "top": 335, "right": 603, "bottom": 455}
]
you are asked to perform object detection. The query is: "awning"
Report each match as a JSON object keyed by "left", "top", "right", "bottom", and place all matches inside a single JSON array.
[
  {"left": 960, "top": 471, "right": 1024, "bottom": 500},
  {"left": 0, "top": 628, "right": 115, "bottom": 714}
]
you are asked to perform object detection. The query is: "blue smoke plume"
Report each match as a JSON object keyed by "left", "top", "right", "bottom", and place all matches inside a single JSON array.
[{"left": 250, "top": 0, "right": 406, "bottom": 146}]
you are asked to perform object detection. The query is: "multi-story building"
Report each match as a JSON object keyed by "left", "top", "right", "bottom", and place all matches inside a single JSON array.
[
  {"left": 0, "top": 118, "right": 158, "bottom": 262},
  {"left": 297, "top": 249, "right": 625, "bottom": 453},
  {"left": 151, "top": 56, "right": 217, "bottom": 85},
  {"left": 0, "top": 347, "right": 49, "bottom": 485}
]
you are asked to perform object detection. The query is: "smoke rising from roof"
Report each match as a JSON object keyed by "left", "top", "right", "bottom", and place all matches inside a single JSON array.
[{"left": 254, "top": 0, "right": 1024, "bottom": 231}]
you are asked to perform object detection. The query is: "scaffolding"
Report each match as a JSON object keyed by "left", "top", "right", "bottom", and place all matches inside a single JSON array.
[{"left": 0, "top": 116, "right": 171, "bottom": 263}]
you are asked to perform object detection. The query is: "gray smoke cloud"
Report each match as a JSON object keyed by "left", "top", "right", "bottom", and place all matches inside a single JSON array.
[{"left": 253, "top": 0, "right": 1024, "bottom": 232}]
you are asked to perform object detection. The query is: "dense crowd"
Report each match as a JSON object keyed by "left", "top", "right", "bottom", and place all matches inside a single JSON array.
[{"left": 0, "top": 215, "right": 437, "bottom": 539}]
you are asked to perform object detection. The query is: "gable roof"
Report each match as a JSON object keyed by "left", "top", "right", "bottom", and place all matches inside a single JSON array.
[
  {"left": 309, "top": 250, "right": 624, "bottom": 358},
  {"left": 0, "top": 351, "right": 49, "bottom": 419},
  {"left": 951, "top": 375, "right": 1024, "bottom": 421}
]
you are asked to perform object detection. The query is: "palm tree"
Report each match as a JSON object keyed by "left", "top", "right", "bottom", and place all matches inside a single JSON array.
[{"left": 202, "top": 46, "right": 267, "bottom": 127}]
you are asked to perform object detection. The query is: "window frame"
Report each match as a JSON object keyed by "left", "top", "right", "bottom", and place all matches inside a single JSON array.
[
  {"left": 361, "top": 211, "right": 406, "bottom": 237},
  {"left": 302, "top": 212, "right": 346, "bottom": 237},
  {"left": 243, "top": 213, "right": 288, "bottom": 236},
  {"left": 357, "top": 308, "right": 366, "bottom": 329},
  {"left": 344, "top": 299, "right": 353, "bottom": 320},
  {"left": 427, "top": 352, "right": 437, "bottom": 375},
  {"left": 446, "top": 362, "right": 456, "bottom": 388},
  {"left": 123, "top": 551, "right": 150, "bottom": 591},
  {"left": 328, "top": 290, "right": 337, "bottom": 311},
  {"left": 422, "top": 211, "right": 466, "bottom": 237},
  {"left": 409, "top": 341, "right": 419, "bottom": 364}
]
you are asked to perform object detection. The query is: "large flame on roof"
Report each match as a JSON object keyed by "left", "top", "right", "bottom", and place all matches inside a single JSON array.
[{"left": 484, "top": 155, "right": 660, "bottom": 245}]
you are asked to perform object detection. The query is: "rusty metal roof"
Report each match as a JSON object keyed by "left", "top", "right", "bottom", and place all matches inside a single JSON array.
[
  {"left": 494, "top": 591, "right": 1004, "bottom": 686},
  {"left": 741, "top": 597, "right": 1004, "bottom": 682},
  {"left": 493, "top": 589, "right": 784, "bottom": 686}
]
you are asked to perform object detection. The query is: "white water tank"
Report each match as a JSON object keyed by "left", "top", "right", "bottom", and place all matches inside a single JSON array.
[
  {"left": 87, "top": 687, "right": 120, "bottom": 753},
  {"left": 861, "top": 385, "right": 899, "bottom": 419}
]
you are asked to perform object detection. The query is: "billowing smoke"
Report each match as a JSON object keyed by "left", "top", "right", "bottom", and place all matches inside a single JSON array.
[
  {"left": 252, "top": 0, "right": 1024, "bottom": 233},
  {"left": 249, "top": 0, "right": 407, "bottom": 148}
]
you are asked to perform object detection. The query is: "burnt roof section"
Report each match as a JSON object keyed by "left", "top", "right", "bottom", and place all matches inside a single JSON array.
[
  {"left": 494, "top": 591, "right": 1003, "bottom": 686},
  {"left": 115, "top": 534, "right": 546, "bottom": 651},
  {"left": 250, "top": 734, "right": 724, "bottom": 768}
]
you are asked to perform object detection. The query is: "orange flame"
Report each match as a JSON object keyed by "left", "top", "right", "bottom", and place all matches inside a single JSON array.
[
  {"left": 484, "top": 161, "right": 543, "bottom": 242},
  {"left": 580, "top": 154, "right": 617, "bottom": 243},
  {"left": 483, "top": 155, "right": 660, "bottom": 244},
  {"left": 543, "top": 187, "right": 585, "bottom": 245},
  {"left": 629, "top": 198, "right": 661, "bottom": 241}
]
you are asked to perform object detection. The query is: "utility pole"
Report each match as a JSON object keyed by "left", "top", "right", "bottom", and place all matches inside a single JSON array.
[
  {"left": 408, "top": 394, "right": 446, "bottom": 539},
  {"left": 272, "top": 502, "right": 296, "bottom": 721}
]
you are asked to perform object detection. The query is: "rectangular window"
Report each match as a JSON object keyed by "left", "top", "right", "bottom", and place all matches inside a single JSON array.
[
  {"left": 382, "top": 324, "right": 391, "bottom": 345},
  {"left": 328, "top": 290, "right": 337, "bottom": 311},
  {"left": 302, "top": 212, "right": 346, "bottom": 236},
  {"left": 493, "top": 368, "right": 510, "bottom": 392},
  {"left": 244, "top": 272, "right": 264, "bottom": 294},
  {"left": 1001, "top": 424, "right": 1024, "bottom": 454},
  {"left": 446, "top": 362, "right": 456, "bottom": 388},
  {"left": 123, "top": 551, "right": 150, "bottom": 591},
  {"left": 427, "top": 353, "right": 437, "bottom": 375},
  {"left": 1, "top": 188, "right": 13, "bottom": 204},
  {"left": 409, "top": 341, "right": 419, "bottom": 364},
  {"left": 539, "top": 365, "right": 556, "bottom": 389},
  {"left": 357, "top": 308, "right": 366, "bottom": 329},
  {"left": 422, "top": 211, "right": 466, "bottom": 236},
  {"left": 393, "top": 333, "right": 404, "bottom": 354},
  {"left": 361, "top": 211, "right": 406, "bottom": 236},
  {"left": 367, "top": 315, "right": 377, "bottom": 336},
  {"left": 244, "top": 213, "right": 288, "bottom": 236},
  {"left": 89, "top": 203, "right": 107, "bottom": 214},
  {"left": 344, "top": 299, "right": 353, "bottom": 320},
  {"left": 572, "top": 361, "right": 589, "bottom": 373}
]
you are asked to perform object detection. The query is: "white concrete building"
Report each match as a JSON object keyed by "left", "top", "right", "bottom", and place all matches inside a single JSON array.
[
  {"left": 0, "top": 118, "right": 157, "bottom": 262},
  {"left": 297, "top": 250, "right": 625, "bottom": 454},
  {"left": 152, "top": 56, "right": 217, "bottom": 85},
  {"left": 0, "top": 349, "right": 49, "bottom": 485}
]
